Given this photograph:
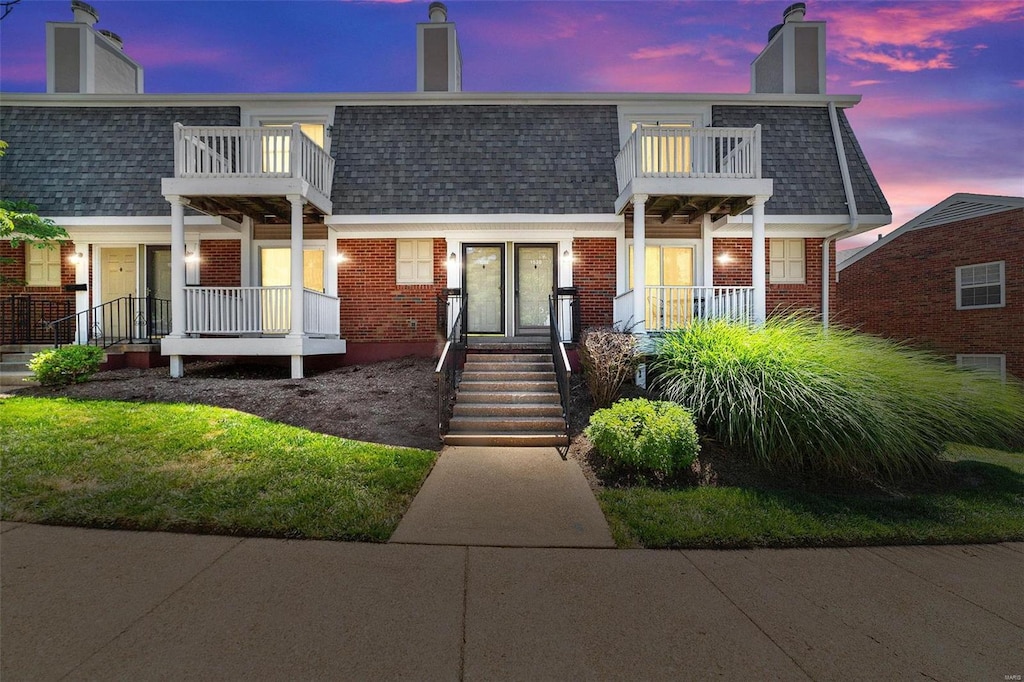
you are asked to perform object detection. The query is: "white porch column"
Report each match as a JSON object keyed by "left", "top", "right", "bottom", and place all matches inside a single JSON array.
[
  {"left": 750, "top": 196, "right": 768, "bottom": 324},
  {"left": 632, "top": 193, "right": 648, "bottom": 332},
  {"left": 287, "top": 194, "right": 305, "bottom": 379},
  {"left": 701, "top": 214, "right": 714, "bottom": 287},
  {"left": 73, "top": 244, "right": 90, "bottom": 345},
  {"left": 167, "top": 195, "right": 186, "bottom": 377}
]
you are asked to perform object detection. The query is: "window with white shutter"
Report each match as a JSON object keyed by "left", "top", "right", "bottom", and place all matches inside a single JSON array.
[
  {"left": 25, "top": 244, "right": 62, "bottom": 287},
  {"left": 769, "top": 239, "right": 805, "bottom": 284},
  {"left": 396, "top": 239, "right": 434, "bottom": 285}
]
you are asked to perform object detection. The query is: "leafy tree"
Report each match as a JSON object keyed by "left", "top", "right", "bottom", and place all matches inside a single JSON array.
[{"left": 1, "top": 140, "right": 70, "bottom": 285}]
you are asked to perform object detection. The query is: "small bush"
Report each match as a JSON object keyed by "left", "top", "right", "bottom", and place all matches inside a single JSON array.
[
  {"left": 28, "top": 345, "right": 104, "bottom": 386},
  {"left": 579, "top": 327, "right": 639, "bottom": 408},
  {"left": 652, "top": 316, "right": 1024, "bottom": 480},
  {"left": 586, "top": 398, "right": 700, "bottom": 480}
]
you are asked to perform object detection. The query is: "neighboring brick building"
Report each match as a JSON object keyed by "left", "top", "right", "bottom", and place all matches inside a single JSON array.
[{"left": 837, "top": 194, "right": 1024, "bottom": 380}]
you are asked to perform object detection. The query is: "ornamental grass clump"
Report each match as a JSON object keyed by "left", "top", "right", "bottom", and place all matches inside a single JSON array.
[
  {"left": 652, "top": 316, "right": 1024, "bottom": 481},
  {"left": 586, "top": 398, "right": 700, "bottom": 481},
  {"left": 578, "top": 327, "right": 639, "bottom": 408}
]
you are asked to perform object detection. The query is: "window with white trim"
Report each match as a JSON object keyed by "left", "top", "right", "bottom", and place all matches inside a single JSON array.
[
  {"left": 957, "top": 354, "right": 1006, "bottom": 381},
  {"left": 396, "top": 239, "right": 434, "bottom": 285},
  {"left": 956, "top": 261, "right": 1004, "bottom": 309},
  {"left": 769, "top": 238, "right": 805, "bottom": 284},
  {"left": 25, "top": 244, "right": 62, "bottom": 286}
]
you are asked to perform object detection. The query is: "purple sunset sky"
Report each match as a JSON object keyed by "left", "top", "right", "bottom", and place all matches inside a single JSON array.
[{"left": 1, "top": 0, "right": 1021, "bottom": 250}]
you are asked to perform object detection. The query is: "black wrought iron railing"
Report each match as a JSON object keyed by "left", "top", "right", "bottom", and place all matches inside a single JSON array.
[
  {"left": 46, "top": 296, "right": 172, "bottom": 348},
  {"left": 4, "top": 295, "right": 74, "bottom": 345},
  {"left": 549, "top": 294, "right": 572, "bottom": 455},
  {"left": 435, "top": 291, "right": 466, "bottom": 439}
]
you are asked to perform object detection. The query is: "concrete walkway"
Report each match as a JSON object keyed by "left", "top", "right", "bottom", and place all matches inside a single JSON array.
[
  {"left": 391, "top": 446, "right": 615, "bottom": 547},
  {"left": 2, "top": 522, "right": 1022, "bottom": 680}
]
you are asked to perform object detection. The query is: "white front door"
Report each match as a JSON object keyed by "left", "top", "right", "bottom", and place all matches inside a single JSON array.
[{"left": 100, "top": 247, "right": 137, "bottom": 338}]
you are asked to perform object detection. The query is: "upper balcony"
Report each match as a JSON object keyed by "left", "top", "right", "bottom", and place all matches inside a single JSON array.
[
  {"left": 613, "top": 125, "right": 773, "bottom": 216},
  {"left": 161, "top": 123, "right": 335, "bottom": 222}
]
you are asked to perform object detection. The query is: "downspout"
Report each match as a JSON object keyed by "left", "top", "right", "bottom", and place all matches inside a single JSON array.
[{"left": 825, "top": 101, "right": 859, "bottom": 329}]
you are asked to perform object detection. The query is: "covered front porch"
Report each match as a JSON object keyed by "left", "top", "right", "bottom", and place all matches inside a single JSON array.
[
  {"left": 613, "top": 124, "right": 773, "bottom": 332},
  {"left": 160, "top": 123, "right": 345, "bottom": 378}
]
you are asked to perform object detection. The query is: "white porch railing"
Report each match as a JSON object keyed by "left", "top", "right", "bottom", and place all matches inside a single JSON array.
[
  {"left": 183, "top": 286, "right": 339, "bottom": 337},
  {"left": 615, "top": 125, "right": 762, "bottom": 192},
  {"left": 173, "top": 123, "right": 335, "bottom": 199},
  {"left": 303, "top": 289, "right": 340, "bottom": 337},
  {"left": 614, "top": 286, "right": 755, "bottom": 331}
]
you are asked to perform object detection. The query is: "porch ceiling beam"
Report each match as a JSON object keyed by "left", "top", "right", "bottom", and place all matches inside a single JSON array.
[{"left": 659, "top": 198, "right": 685, "bottom": 224}]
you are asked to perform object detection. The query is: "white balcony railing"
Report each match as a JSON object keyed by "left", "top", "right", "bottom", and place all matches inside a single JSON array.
[
  {"left": 173, "top": 123, "right": 335, "bottom": 199},
  {"left": 614, "top": 286, "right": 755, "bottom": 332},
  {"left": 183, "top": 286, "right": 339, "bottom": 337},
  {"left": 615, "top": 125, "right": 762, "bottom": 193}
]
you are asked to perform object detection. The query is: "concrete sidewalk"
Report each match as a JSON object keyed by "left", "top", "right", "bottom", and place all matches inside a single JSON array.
[
  {"left": 391, "top": 446, "right": 614, "bottom": 547},
  {"left": 2, "top": 522, "right": 1021, "bottom": 680}
]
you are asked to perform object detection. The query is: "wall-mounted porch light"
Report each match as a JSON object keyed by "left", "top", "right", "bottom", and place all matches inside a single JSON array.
[
  {"left": 337, "top": 253, "right": 348, "bottom": 265},
  {"left": 716, "top": 253, "right": 733, "bottom": 264},
  {"left": 562, "top": 248, "right": 574, "bottom": 264},
  {"left": 447, "top": 252, "right": 458, "bottom": 269},
  {"left": 67, "top": 252, "right": 85, "bottom": 265},
  {"left": 184, "top": 250, "right": 200, "bottom": 264}
]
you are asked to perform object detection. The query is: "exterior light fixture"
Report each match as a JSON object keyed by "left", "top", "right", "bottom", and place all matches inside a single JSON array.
[
  {"left": 337, "top": 253, "right": 348, "bottom": 265},
  {"left": 183, "top": 250, "right": 200, "bottom": 264},
  {"left": 717, "top": 253, "right": 733, "bottom": 264},
  {"left": 68, "top": 252, "right": 85, "bottom": 264},
  {"left": 562, "top": 249, "right": 573, "bottom": 263},
  {"left": 448, "top": 252, "right": 457, "bottom": 263}
]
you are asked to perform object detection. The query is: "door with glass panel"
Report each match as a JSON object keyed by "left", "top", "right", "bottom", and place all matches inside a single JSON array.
[
  {"left": 259, "top": 248, "right": 324, "bottom": 333},
  {"left": 463, "top": 244, "right": 504, "bottom": 334},
  {"left": 628, "top": 245, "right": 695, "bottom": 330},
  {"left": 515, "top": 244, "right": 556, "bottom": 336},
  {"left": 146, "top": 246, "right": 172, "bottom": 336}
]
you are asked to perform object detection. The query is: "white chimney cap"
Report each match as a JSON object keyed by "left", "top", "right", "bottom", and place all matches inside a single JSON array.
[
  {"left": 99, "top": 29, "right": 124, "bottom": 50},
  {"left": 428, "top": 2, "right": 448, "bottom": 23},
  {"left": 71, "top": 0, "right": 99, "bottom": 26},
  {"left": 783, "top": 2, "right": 806, "bottom": 23}
]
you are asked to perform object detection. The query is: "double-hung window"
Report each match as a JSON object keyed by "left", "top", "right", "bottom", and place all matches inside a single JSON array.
[{"left": 956, "top": 261, "right": 1004, "bottom": 309}]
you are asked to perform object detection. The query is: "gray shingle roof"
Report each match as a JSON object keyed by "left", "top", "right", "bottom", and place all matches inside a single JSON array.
[
  {"left": 0, "top": 106, "right": 240, "bottom": 216},
  {"left": 331, "top": 105, "right": 620, "bottom": 214},
  {"left": 711, "top": 105, "right": 889, "bottom": 217}
]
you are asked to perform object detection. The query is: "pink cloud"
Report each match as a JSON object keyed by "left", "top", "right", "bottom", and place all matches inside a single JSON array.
[
  {"left": 0, "top": 58, "right": 44, "bottom": 84},
  {"left": 849, "top": 79, "right": 884, "bottom": 87},
  {"left": 1014, "top": 80, "right": 1024, "bottom": 88},
  {"left": 818, "top": 1, "right": 1024, "bottom": 72}
]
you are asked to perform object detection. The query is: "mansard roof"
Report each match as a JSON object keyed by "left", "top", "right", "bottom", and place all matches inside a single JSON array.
[
  {"left": 712, "top": 105, "right": 889, "bottom": 217},
  {"left": 1, "top": 95, "right": 889, "bottom": 221},
  {"left": 330, "top": 104, "right": 620, "bottom": 214},
  {"left": 0, "top": 105, "right": 241, "bottom": 216}
]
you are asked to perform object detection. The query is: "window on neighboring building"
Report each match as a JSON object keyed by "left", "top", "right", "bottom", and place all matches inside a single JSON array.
[
  {"left": 769, "top": 238, "right": 805, "bottom": 284},
  {"left": 956, "top": 261, "right": 1004, "bottom": 309},
  {"left": 25, "top": 244, "right": 62, "bottom": 287},
  {"left": 396, "top": 239, "right": 434, "bottom": 285},
  {"left": 957, "top": 354, "right": 1006, "bottom": 381}
]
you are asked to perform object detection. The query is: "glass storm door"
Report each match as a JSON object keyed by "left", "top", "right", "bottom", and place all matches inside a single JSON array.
[
  {"left": 463, "top": 244, "right": 504, "bottom": 334},
  {"left": 515, "top": 244, "right": 556, "bottom": 336},
  {"left": 146, "top": 246, "right": 172, "bottom": 336}
]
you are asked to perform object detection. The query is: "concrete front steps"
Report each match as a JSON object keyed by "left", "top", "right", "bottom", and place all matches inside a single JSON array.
[
  {"left": 445, "top": 352, "right": 569, "bottom": 447},
  {"left": 0, "top": 344, "right": 50, "bottom": 388}
]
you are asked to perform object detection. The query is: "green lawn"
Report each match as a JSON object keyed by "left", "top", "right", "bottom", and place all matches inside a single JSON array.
[
  {"left": 0, "top": 397, "right": 437, "bottom": 541},
  {"left": 599, "top": 444, "right": 1024, "bottom": 549}
]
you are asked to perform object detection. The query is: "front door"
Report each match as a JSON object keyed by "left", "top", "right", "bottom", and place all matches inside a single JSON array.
[
  {"left": 259, "top": 247, "right": 326, "bottom": 333},
  {"left": 515, "top": 244, "right": 556, "bottom": 336},
  {"left": 100, "top": 247, "right": 137, "bottom": 339},
  {"left": 463, "top": 244, "right": 504, "bottom": 334},
  {"left": 146, "top": 246, "right": 172, "bottom": 336}
]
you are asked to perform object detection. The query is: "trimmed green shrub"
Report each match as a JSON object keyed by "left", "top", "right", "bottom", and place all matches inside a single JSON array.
[
  {"left": 586, "top": 398, "right": 700, "bottom": 479},
  {"left": 28, "top": 345, "right": 104, "bottom": 386},
  {"left": 652, "top": 316, "right": 1024, "bottom": 480},
  {"left": 579, "top": 327, "right": 639, "bottom": 408}
]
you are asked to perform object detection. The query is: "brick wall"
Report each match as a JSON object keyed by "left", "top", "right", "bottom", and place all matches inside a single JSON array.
[
  {"left": 199, "top": 240, "right": 241, "bottom": 286},
  {"left": 338, "top": 238, "right": 447, "bottom": 345},
  {"left": 712, "top": 237, "right": 834, "bottom": 317},
  {"left": 837, "top": 208, "right": 1023, "bottom": 379},
  {"left": 1, "top": 240, "right": 77, "bottom": 343},
  {"left": 573, "top": 237, "right": 616, "bottom": 328}
]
